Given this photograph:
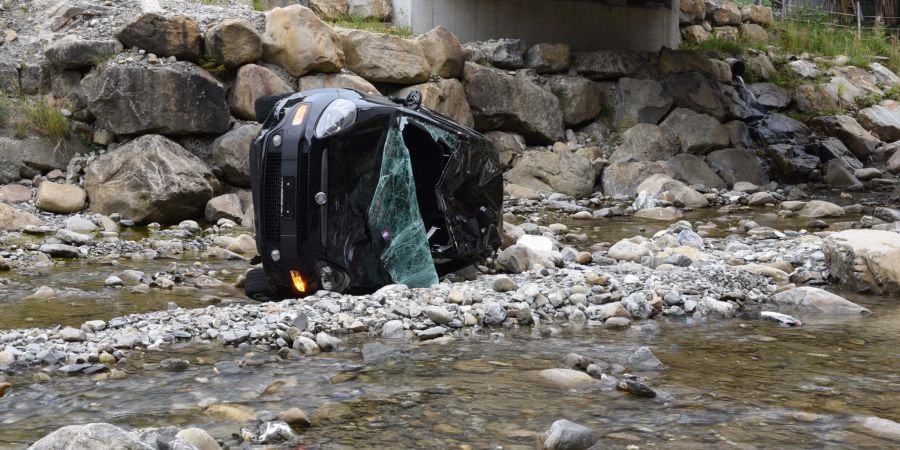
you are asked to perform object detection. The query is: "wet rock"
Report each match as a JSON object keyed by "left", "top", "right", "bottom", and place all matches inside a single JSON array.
[
  {"left": 262, "top": 5, "right": 344, "bottom": 77},
  {"left": 797, "top": 200, "right": 845, "bottom": 218},
  {"left": 160, "top": 358, "right": 190, "bottom": 371},
  {"left": 823, "top": 230, "right": 900, "bottom": 295},
  {"left": 27, "top": 423, "right": 152, "bottom": 450},
  {"left": 40, "top": 244, "right": 81, "bottom": 258},
  {"left": 766, "top": 144, "right": 820, "bottom": 178},
  {"left": 381, "top": 320, "right": 405, "bottom": 338},
  {"left": 697, "top": 296, "right": 736, "bottom": 318},
  {"left": 754, "top": 113, "right": 812, "bottom": 145},
  {"left": 617, "top": 378, "right": 657, "bottom": 397},
  {"left": 82, "top": 62, "right": 230, "bottom": 135},
  {"left": 175, "top": 428, "right": 221, "bottom": 450},
  {"left": 524, "top": 43, "right": 570, "bottom": 74},
  {"left": 613, "top": 78, "right": 674, "bottom": 129},
  {"left": 315, "top": 332, "right": 341, "bottom": 351},
  {"left": 84, "top": 135, "right": 220, "bottom": 224},
  {"left": 857, "top": 102, "right": 900, "bottom": 141},
  {"left": 855, "top": 416, "right": 900, "bottom": 442},
  {"left": 278, "top": 407, "right": 311, "bottom": 430},
  {"left": 45, "top": 35, "right": 123, "bottom": 69},
  {"left": 463, "top": 62, "right": 564, "bottom": 144},
  {"left": 293, "top": 336, "right": 320, "bottom": 354},
  {"left": 205, "top": 19, "right": 262, "bottom": 69},
  {"left": 542, "top": 419, "right": 596, "bottom": 450},
  {"left": 628, "top": 346, "right": 664, "bottom": 371},
  {"left": 231, "top": 64, "right": 293, "bottom": 121},
  {"left": 311, "top": 402, "right": 353, "bottom": 426},
  {"left": 0, "top": 382, "right": 10, "bottom": 397},
  {"left": 117, "top": 13, "right": 202, "bottom": 61},
  {"left": 339, "top": 28, "right": 430, "bottom": 84},
  {"left": 464, "top": 38, "right": 527, "bottom": 69},
  {"left": 808, "top": 115, "right": 878, "bottom": 160},
  {"left": 771, "top": 287, "right": 871, "bottom": 315},
  {"left": 748, "top": 83, "right": 790, "bottom": 110},
  {"left": 539, "top": 368, "right": 598, "bottom": 388}
]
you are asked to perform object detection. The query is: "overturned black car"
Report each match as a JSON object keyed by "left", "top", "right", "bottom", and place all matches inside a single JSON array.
[{"left": 245, "top": 88, "right": 503, "bottom": 300}]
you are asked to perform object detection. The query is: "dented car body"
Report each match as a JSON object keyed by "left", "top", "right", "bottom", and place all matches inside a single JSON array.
[{"left": 248, "top": 88, "right": 503, "bottom": 300}]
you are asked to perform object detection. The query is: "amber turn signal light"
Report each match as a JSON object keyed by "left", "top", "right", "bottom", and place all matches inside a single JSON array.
[
  {"left": 291, "top": 104, "right": 310, "bottom": 126},
  {"left": 289, "top": 270, "right": 307, "bottom": 293}
]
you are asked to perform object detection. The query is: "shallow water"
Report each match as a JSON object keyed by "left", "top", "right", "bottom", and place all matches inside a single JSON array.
[{"left": 0, "top": 292, "right": 897, "bottom": 449}]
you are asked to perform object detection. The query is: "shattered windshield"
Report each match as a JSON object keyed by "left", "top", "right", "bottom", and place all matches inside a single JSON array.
[{"left": 366, "top": 116, "right": 442, "bottom": 288}]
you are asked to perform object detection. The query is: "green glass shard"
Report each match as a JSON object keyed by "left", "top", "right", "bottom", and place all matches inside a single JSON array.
[{"left": 367, "top": 117, "right": 439, "bottom": 288}]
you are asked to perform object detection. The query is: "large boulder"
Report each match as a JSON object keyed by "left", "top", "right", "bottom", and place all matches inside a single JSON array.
[
  {"left": 681, "top": 25, "right": 711, "bottom": 45},
  {"left": 212, "top": 124, "right": 261, "bottom": 187},
  {"left": 635, "top": 174, "right": 709, "bottom": 208},
  {"left": 660, "top": 72, "right": 726, "bottom": 121},
  {"left": 0, "top": 203, "right": 42, "bottom": 231},
  {"left": 84, "top": 135, "right": 220, "bottom": 223},
  {"left": 524, "top": 43, "right": 570, "bottom": 74},
  {"left": 298, "top": 71, "right": 379, "bottom": 94},
  {"left": 811, "top": 138, "right": 863, "bottom": 171},
  {"left": 487, "top": 131, "right": 526, "bottom": 168},
  {"left": 414, "top": 26, "right": 464, "bottom": 79},
  {"left": 613, "top": 78, "right": 673, "bottom": 129},
  {"left": 35, "top": 182, "right": 87, "bottom": 214},
  {"left": 204, "top": 19, "right": 262, "bottom": 69},
  {"left": 808, "top": 115, "right": 878, "bottom": 160},
  {"left": 507, "top": 149, "right": 597, "bottom": 198},
  {"left": 752, "top": 113, "right": 811, "bottom": 145},
  {"left": 347, "top": 0, "right": 392, "bottom": 20},
  {"left": 796, "top": 200, "right": 845, "bottom": 218},
  {"left": 771, "top": 287, "right": 870, "bottom": 315},
  {"left": 608, "top": 124, "right": 679, "bottom": 164},
  {"left": 747, "top": 83, "right": 790, "bottom": 110},
  {"left": 0, "top": 137, "right": 84, "bottom": 183},
  {"left": 658, "top": 48, "right": 714, "bottom": 76},
  {"left": 743, "top": 4, "right": 774, "bottom": 26},
  {"left": 231, "top": 64, "right": 293, "bottom": 121},
  {"left": 706, "top": 148, "right": 768, "bottom": 187},
  {"left": 262, "top": 5, "right": 344, "bottom": 77},
  {"left": 766, "top": 144, "right": 820, "bottom": 178},
  {"left": 828, "top": 65, "right": 882, "bottom": 96},
  {"left": 548, "top": 75, "right": 602, "bottom": 126},
  {"left": 463, "top": 62, "right": 564, "bottom": 144},
  {"left": 680, "top": 0, "right": 707, "bottom": 24},
  {"left": 659, "top": 107, "right": 729, "bottom": 154},
  {"left": 206, "top": 193, "right": 244, "bottom": 223},
  {"left": 27, "top": 423, "right": 153, "bottom": 450},
  {"left": 664, "top": 154, "right": 726, "bottom": 189},
  {"left": 889, "top": 146, "right": 900, "bottom": 174},
  {"left": 571, "top": 50, "right": 654, "bottom": 80},
  {"left": 740, "top": 23, "right": 768, "bottom": 43},
  {"left": 869, "top": 62, "right": 900, "bottom": 87},
  {"left": 706, "top": 0, "right": 741, "bottom": 25},
  {"left": 309, "top": 0, "right": 348, "bottom": 20},
  {"left": 543, "top": 419, "right": 596, "bottom": 450},
  {"left": 745, "top": 53, "right": 777, "bottom": 81},
  {"left": 824, "top": 229, "right": 900, "bottom": 295},
  {"left": 394, "top": 79, "right": 474, "bottom": 127},
  {"left": 794, "top": 83, "right": 841, "bottom": 114},
  {"left": 45, "top": 35, "right": 123, "bottom": 69},
  {"left": 81, "top": 62, "right": 230, "bottom": 135},
  {"left": 116, "top": 13, "right": 201, "bottom": 61},
  {"left": 857, "top": 101, "right": 900, "bottom": 142},
  {"left": 339, "top": 29, "right": 430, "bottom": 84},
  {"left": 463, "top": 39, "right": 527, "bottom": 70},
  {"left": 602, "top": 161, "right": 672, "bottom": 198}
]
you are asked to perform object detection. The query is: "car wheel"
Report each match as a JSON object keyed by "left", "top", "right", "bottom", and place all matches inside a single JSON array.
[
  {"left": 244, "top": 268, "right": 276, "bottom": 301},
  {"left": 254, "top": 93, "right": 294, "bottom": 123}
]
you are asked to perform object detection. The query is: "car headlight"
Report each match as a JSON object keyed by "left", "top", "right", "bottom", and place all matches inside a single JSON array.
[{"left": 315, "top": 99, "right": 357, "bottom": 139}]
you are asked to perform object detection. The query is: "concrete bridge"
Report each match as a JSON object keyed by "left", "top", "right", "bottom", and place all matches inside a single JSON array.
[{"left": 391, "top": 0, "right": 681, "bottom": 51}]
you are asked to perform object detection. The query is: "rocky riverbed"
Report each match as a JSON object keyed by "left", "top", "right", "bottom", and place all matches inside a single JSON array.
[{"left": 2, "top": 190, "right": 900, "bottom": 448}]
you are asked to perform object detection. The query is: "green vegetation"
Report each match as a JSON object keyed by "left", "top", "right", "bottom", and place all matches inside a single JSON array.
[
  {"left": 251, "top": 0, "right": 265, "bottom": 11},
  {"left": 688, "top": 36, "right": 760, "bottom": 56},
  {"left": 0, "top": 94, "right": 8, "bottom": 128},
  {"left": 774, "top": 20, "right": 900, "bottom": 73},
  {"left": 18, "top": 99, "right": 70, "bottom": 140},
  {"left": 199, "top": 56, "right": 227, "bottom": 76},
  {"left": 885, "top": 85, "right": 900, "bottom": 101},
  {"left": 328, "top": 15, "right": 413, "bottom": 38},
  {"left": 855, "top": 91, "right": 881, "bottom": 108}
]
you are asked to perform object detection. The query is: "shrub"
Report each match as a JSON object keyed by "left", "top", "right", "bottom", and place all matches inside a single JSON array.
[{"left": 20, "top": 99, "right": 69, "bottom": 140}]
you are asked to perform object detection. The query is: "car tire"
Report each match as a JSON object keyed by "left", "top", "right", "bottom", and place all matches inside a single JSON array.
[
  {"left": 244, "top": 268, "right": 276, "bottom": 301},
  {"left": 254, "top": 93, "right": 294, "bottom": 123}
]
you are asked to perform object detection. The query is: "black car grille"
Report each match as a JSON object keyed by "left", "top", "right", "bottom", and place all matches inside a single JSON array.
[
  {"left": 263, "top": 149, "right": 281, "bottom": 244},
  {"left": 297, "top": 150, "right": 310, "bottom": 243}
]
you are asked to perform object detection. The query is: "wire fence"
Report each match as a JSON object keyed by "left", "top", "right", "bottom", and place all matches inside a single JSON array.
[{"left": 768, "top": 0, "right": 900, "bottom": 34}]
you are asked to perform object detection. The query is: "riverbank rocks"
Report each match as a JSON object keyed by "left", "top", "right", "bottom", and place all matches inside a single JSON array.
[
  {"left": 571, "top": 50, "right": 651, "bottom": 80},
  {"left": 0, "top": 203, "right": 42, "bottom": 231},
  {"left": 231, "top": 64, "right": 293, "bottom": 120},
  {"left": 748, "top": 83, "right": 790, "bottom": 110},
  {"left": 823, "top": 229, "right": 900, "bottom": 295},
  {"left": 664, "top": 154, "right": 727, "bottom": 189},
  {"left": 298, "top": 71, "right": 378, "bottom": 93},
  {"left": 205, "top": 19, "right": 262, "bottom": 69},
  {"left": 45, "top": 36, "right": 123, "bottom": 69},
  {"left": 464, "top": 39, "right": 527, "bottom": 70},
  {"left": 1, "top": 137, "right": 85, "bottom": 184},
  {"left": 27, "top": 423, "right": 152, "bottom": 450},
  {"left": 613, "top": 78, "right": 673, "bottom": 129},
  {"left": 548, "top": 76, "right": 602, "bottom": 126},
  {"left": 539, "top": 368, "right": 597, "bottom": 388},
  {"left": 0, "top": 184, "right": 31, "bottom": 204},
  {"left": 808, "top": 115, "right": 878, "bottom": 159},
  {"left": 339, "top": 29, "right": 430, "bottom": 84},
  {"left": 463, "top": 62, "right": 564, "bottom": 144},
  {"left": 857, "top": 102, "right": 900, "bottom": 142},
  {"left": 82, "top": 62, "right": 230, "bottom": 136},
  {"left": 706, "top": 148, "right": 768, "bottom": 187},
  {"left": 35, "top": 182, "right": 86, "bottom": 214},
  {"left": 524, "top": 43, "right": 570, "bottom": 74},
  {"left": 262, "top": 5, "right": 344, "bottom": 77},
  {"left": 507, "top": 149, "right": 596, "bottom": 198},
  {"left": 603, "top": 161, "right": 672, "bottom": 198},
  {"left": 116, "top": 13, "right": 202, "bottom": 61},
  {"left": 609, "top": 124, "right": 679, "bottom": 164},
  {"left": 660, "top": 107, "right": 729, "bottom": 154},
  {"left": 771, "top": 287, "right": 871, "bottom": 315},
  {"left": 796, "top": 200, "right": 845, "bottom": 218},
  {"left": 414, "top": 26, "right": 464, "bottom": 79},
  {"left": 84, "top": 135, "right": 220, "bottom": 224},
  {"left": 543, "top": 419, "right": 596, "bottom": 450},
  {"left": 395, "top": 79, "right": 474, "bottom": 127},
  {"left": 212, "top": 124, "right": 261, "bottom": 187},
  {"left": 635, "top": 174, "right": 709, "bottom": 208}
]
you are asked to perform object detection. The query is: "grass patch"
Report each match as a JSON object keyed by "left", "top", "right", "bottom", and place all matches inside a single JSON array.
[
  {"left": 0, "top": 94, "right": 8, "bottom": 128},
  {"left": 855, "top": 91, "right": 881, "bottom": 108},
  {"left": 885, "top": 85, "right": 900, "bottom": 101},
  {"left": 18, "top": 99, "right": 69, "bottom": 140},
  {"left": 328, "top": 15, "right": 413, "bottom": 38},
  {"left": 250, "top": 0, "right": 265, "bottom": 11},
  {"left": 771, "top": 20, "right": 900, "bottom": 73},
  {"left": 199, "top": 56, "right": 226, "bottom": 76},
  {"left": 687, "top": 36, "right": 757, "bottom": 56}
]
